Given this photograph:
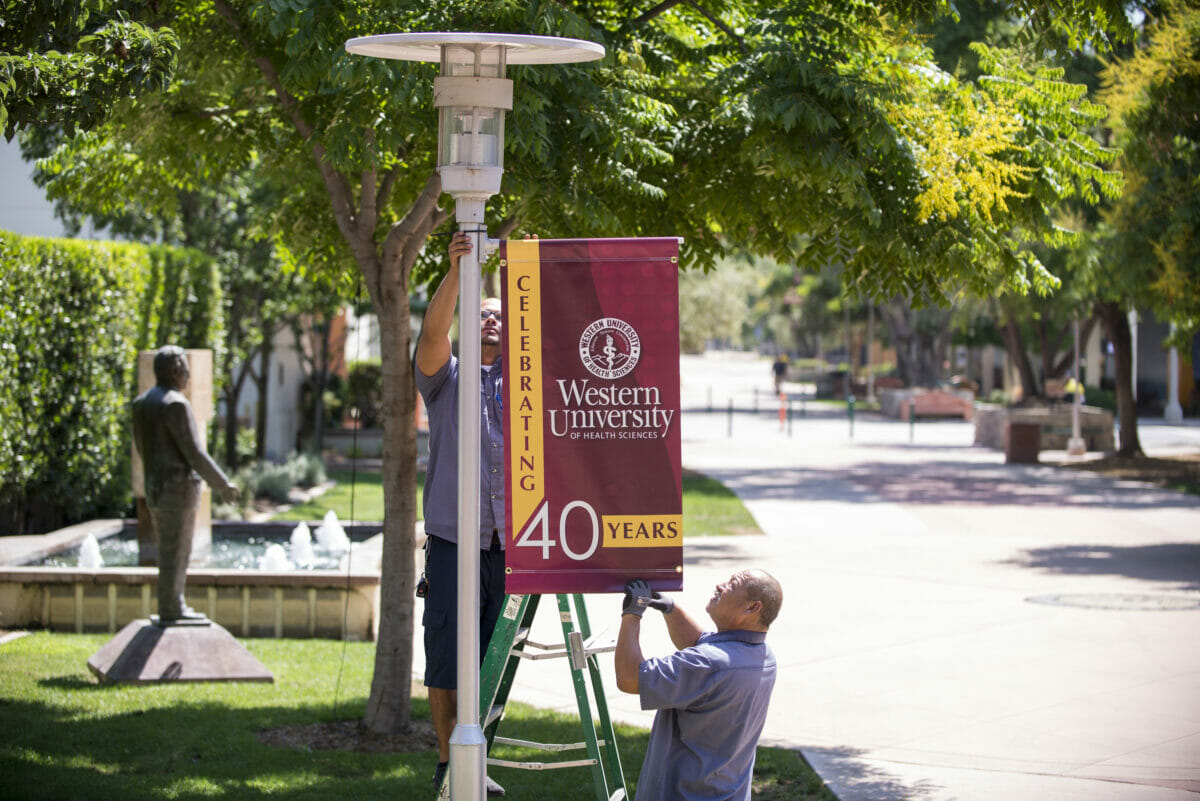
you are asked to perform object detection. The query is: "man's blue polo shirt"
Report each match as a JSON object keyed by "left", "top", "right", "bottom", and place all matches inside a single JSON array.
[
  {"left": 416, "top": 354, "right": 505, "bottom": 547},
  {"left": 636, "top": 629, "right": 776, "bottom": 801}
]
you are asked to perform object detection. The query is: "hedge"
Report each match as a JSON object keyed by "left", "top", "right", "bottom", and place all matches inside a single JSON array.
[{"left": 0, "top": 231, "right": 222, "bottom": 535}]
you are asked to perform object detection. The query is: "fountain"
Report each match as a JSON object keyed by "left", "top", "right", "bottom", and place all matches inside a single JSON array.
[
  {"left": 77, "top": 534, "right": 104, "bottom": 569},
  {"left": 0, "top": 518, "right": 392, "bottom": 640},
  {"left": 290, "top": 522, "right": 314, "bottom": 569},
  {"left": 259, "top": 543, "right": 291, "bottom": 571},
  {"left": 315, "top": 510, "right": 351, "bottom": 555}
]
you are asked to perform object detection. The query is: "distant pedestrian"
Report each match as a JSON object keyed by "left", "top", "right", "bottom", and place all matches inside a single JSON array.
[
  {"left": 772, "top": 355, "right": 787, "bottom": 396},
  {"left": 616, "top": 570, "right": 782, "bottom": 801}
]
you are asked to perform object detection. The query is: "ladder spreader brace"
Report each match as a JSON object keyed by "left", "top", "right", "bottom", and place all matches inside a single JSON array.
[{"left": 436, "top": 593, "right": 628, "bottom": 801}]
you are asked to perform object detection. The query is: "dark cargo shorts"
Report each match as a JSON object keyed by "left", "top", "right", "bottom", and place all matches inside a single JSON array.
[{"left": 422, "top": 532, "right": 506, "bottom": 689}]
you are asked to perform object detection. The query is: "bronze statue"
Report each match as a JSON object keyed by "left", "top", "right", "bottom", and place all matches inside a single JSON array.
[{"left": 132, "top": 346, "right": 239, "bottom": 623}]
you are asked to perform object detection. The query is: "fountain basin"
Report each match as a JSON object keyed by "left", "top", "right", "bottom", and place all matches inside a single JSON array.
[{"left": 0, "top": 519, "right": 391, "bottom": 640}]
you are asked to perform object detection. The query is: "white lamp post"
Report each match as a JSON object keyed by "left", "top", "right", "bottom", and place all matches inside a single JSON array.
[
  {"left": 1068, "top": 317, "right": 1086, "bottom": 457},
  {"left": 344, "top": 32, "right": 603, "bottom": 801}
]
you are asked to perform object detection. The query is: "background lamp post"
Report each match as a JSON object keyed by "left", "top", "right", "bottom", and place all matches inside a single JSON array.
[
  {"left": 344, "top": 32, "right": 604, "bottom": 801},
  {"left": 1067, "top": 317, "right": 1086, "bottom": 457}
]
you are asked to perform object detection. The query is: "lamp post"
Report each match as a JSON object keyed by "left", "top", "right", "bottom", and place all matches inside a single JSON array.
[
  {"left": 344, "top": 32, "right": 603, "bottom": 801},
  {"left": 1067, "top": 317, "right": 1086, "bottom": 457}
]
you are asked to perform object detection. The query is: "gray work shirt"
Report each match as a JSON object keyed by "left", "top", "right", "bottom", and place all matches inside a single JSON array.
[
  {"left": 416, "top": 354, "right": 505, "bottom": 548},
  {"left": 636, "top": 630, "right": 776, "bottom": 801}
]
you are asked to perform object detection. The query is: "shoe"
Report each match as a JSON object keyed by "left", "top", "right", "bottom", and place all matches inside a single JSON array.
[
  {"left": 432, "top": 761, "right": 448, "bottom": 789},
  {"left": 486, "top": 775, "right": 505, "bottom": 797}
]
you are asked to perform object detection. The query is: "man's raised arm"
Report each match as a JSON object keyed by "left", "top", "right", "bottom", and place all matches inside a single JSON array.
[{"left": 415, "top": 231, "right": 472, "bottom": 378}]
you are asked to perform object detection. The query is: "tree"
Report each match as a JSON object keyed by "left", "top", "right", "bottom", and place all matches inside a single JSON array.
[
  {"left": 678, "top": 256, "right": 757, "bottom": 353},
  {"left": 0, "top": 1, "right": 178, "bottom": 139},
  {"left": 27, "top": 150, "right": 306, "bottom": 468},
  {"left": 1095, "top": 3, "right": 1200, "bottom": 454},
  {"left": 32, "top": 1, "right": 1136, "bottom": 734}
]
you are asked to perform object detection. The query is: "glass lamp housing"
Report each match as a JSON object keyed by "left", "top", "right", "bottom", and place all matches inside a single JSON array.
[{"left": 438, "top": 43, "right": 507, "bottom": 171}]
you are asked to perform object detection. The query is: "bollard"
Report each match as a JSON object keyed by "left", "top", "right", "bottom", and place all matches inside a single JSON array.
[
  {"left": 778, "top": 393, "right": 786, "bottom": 431},
  {"left": 847, "top": 394, "right": 856, "bottom": 438},
  {"left": 909, "top": 399, "right": 916, "bottom": 442},
  {"left": 707, "top": 386, "right": 713, "bottom": 413},
  {"left": 727, "top": 398, "right": 734, "bottom": 438},
  {"left": 787, "top": 398, "right": 793, "bottom": 437}
]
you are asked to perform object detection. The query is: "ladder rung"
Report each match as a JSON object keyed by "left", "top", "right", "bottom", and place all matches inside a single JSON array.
[
  {"left": 609, "top": 791, "right": 626, "bottom": 801},
  {"left": 494, "top": 736, "right": 606, "bottom": 752},
  {"left": 484, "top": 703, "right": 505, "bottom": 728},
  {"left": 487, "top": 757, "right": 599, "bottom": 771},
  {"left": 512, "top": 637, "right": 568, "bottom": 660},
  {"left": 512, "top": 635, "right": 614, "bottom": 660},
  {"left": 583, "top": 631, "right": 616, "bottom": 654}
]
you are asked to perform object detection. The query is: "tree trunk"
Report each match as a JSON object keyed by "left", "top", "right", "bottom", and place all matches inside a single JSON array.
[
  {"left": 360, "top": 175, "right": 447, "bottom": 734},
  {"left": 363, "top": 299, "right": 419, "bottom": 733},
  {"left": 254, "top": 337, "right": 272, "bottom": 460},
  {"left": 1001, "top": 314, "right": 1040, "bottom": 400},
  {"left": 880, "top": 299, "right": 950, "bottom": 387},
  {"left": 223, "top": 362, "right": 250, "bottom": 469},
  {"left": 1049, "top": 316, "right": 1098, "bottom": 379},
  {"left": 1094, "top": 300, "right": 1143, "bottom": 457}
]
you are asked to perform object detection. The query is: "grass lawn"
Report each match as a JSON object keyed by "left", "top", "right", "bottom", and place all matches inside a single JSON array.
[
  {"left": 1, "top": 632, "right": 833, "bottom": 800},
  {"left": 275, "top": 468, "right": 762, "bottom": 537},
  {"left": 274, "top": 470, "right": 407, "bottom": 523}
]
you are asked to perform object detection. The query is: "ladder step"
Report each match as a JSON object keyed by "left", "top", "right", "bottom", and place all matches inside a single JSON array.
[
  {"left": 494, "top": 736, "right": 607, "bottom": 752},
  {"left": 487, "top": 757, "right": 599, "bottom": 771},
  {"left": 609, "top": 791, "right": 626, "bottom": 801},
  {"left": 512, "top": 633, "right": 615, "bottom": 660},
  {"left": 484, "top": 703, "right": 505, "bottom": 729},
  {"left": 513, "top": 637, "right": 568, "bottom": 657},
  {"left": 583, "top": 630, "right": 616, "bottom": 654}
]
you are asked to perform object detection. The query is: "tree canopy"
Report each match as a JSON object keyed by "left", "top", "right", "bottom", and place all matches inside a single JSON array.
[
  {"left": 0, "top": 0, "right": 179, "bottom": 139},
  {"left": 21, "top": 0, "right": 1143, "bottom": 732},
  {"left": 1099, "top": 2, "right": 1200, "bottom": 339}
]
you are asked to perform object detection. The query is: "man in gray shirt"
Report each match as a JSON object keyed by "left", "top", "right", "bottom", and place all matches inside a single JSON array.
[
  {"left": 616, "top": 570, "right": 782, "bottom": 801},
  {"left": 415, "top": 231, "right": 506, "bottom": 796}
]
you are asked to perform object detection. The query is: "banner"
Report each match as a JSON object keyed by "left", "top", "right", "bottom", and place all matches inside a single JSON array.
[{"left": 501, "top": 238, "right": 683, "bottom": 594}]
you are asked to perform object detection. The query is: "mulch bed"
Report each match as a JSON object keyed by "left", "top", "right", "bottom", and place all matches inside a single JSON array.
[{"left": 256, "top": 719, "right": 437, "bottom": 753}]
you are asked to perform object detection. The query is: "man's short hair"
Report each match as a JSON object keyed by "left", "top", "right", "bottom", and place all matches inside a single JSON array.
[
  {"left": 153, "top": 346, "right": 187, "bottom": 386},
  {"left": 745, "top": 570, "right": 783, "bottom": 628}
]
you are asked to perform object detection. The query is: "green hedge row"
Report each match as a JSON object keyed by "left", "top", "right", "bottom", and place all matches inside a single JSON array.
[{"left": 0, "top": 231, "right": 222, "bottom": 535}]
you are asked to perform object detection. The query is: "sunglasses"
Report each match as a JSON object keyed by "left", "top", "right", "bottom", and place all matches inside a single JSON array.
[{"left": 480, "top": 309, "right": 502, "bottom": 322}]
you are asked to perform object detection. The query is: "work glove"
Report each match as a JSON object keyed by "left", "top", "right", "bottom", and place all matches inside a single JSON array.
[
  {"left": 623, "top": 580, "right": 675, "bottom": 616},
  {"left": 622, "top": 579, "right": 653, "bottom": 617},
  {"left": 648, "top": 590, "right": 675, "bottom": 615}
]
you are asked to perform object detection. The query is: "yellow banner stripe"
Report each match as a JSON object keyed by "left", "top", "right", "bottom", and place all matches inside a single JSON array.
[
  {"left": 505, "top": 240, "right": 545, "bottom": 534},
  {"left": 602, "top": 515, "right": 684, "bottom": 548}
]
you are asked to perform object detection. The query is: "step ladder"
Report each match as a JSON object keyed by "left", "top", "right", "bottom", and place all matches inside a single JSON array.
[{"left": 436, "top": 593, "right": 627, "bottom": 801}]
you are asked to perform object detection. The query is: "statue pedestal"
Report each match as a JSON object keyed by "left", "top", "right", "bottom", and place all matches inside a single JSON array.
[{"left": 87, "top": 619, "right": 274, "bottom": 684}]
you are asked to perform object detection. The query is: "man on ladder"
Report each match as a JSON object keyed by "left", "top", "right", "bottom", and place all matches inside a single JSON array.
[{"left": 416, "top": 232, "right": 507, "bottom": 797}]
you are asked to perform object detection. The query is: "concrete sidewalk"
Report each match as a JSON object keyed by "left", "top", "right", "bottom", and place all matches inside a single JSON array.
[{"left": 475, "top": 353, "right": 1200, "bottom": 801}]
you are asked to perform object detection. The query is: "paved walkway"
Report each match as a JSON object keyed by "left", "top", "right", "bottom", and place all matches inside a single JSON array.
[{"left": 467, "top": 352, "right": 1200, "bottom": 801}]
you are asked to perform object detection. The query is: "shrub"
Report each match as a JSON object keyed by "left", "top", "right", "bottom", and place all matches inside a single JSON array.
[
  {"left": 1084, "top": 386, "right": 1117, "bottom": 411},
  {"left": 252, "top": 462, "right": 296, "bottom": 504},
  {"left": 346, "top": 359, "right": 383, "bottom": 428},
  {"left": 286, "top": 451, "right": 326, "bottom": 488},
  {"left": 0, "top": 231, "right": 221, "bottom": 534}
]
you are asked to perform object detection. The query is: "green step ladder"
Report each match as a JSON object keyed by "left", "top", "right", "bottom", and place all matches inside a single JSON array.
[{"left": 436, "top": 593, "right": 628, "bottom": 801}]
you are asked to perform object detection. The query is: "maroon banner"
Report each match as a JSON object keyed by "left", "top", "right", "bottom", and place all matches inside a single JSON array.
[{"left": 501, "top": 238, "right": 683, "bottom": 594}]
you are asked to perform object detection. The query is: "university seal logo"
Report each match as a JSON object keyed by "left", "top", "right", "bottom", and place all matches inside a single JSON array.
[{"left": 579, "top": 317, "right": 641, "bottom": 380}]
